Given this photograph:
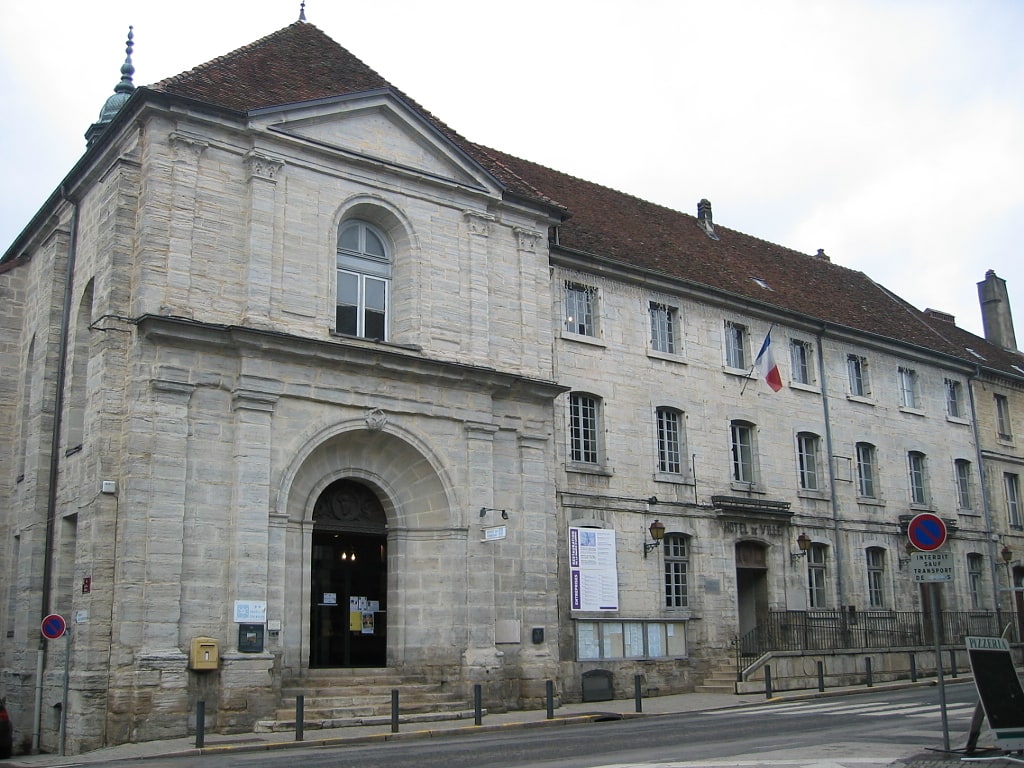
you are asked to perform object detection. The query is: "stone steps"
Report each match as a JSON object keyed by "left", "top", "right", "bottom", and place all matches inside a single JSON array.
[{"left": 694, "top": 657, "right": 737, "bottom": 694}]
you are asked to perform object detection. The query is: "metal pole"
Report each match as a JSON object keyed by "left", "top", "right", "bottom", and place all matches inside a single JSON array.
[
  {"left": 391, "top": 689, "right": 399, "bottom": 733},
  {"left": 910, "top": 652, "right": 917, "bottom": 682},
  {"left": 634, "top": 674, "right": 643, "bottom": 713},
  {"left": 474, "top": 684, "right": 482, "bottom": 726},
  {"left": 546, "top": 680, "right": 554, "bottom": 720},
  {"left": 930, "top": 583, "right": 950, "bottom": 752},
  {"left": 817, "top": 660, "right": 824, "bottom": 692},
  {"left": 764, "top": 665, "right": 773, "bottom": 699},
  {"left": 195, "top": 701, "right": 205, "bottom": 749},
  {"left": 295, "top": 695, "right": 304, "bottom": 741},
  {"left": 59, "top": 631, "right": 70, "bottom": 756},
  {"left": 949, "top": 649, "right": 958, "bottom": 678},
  {"left": 865, "top": 657, "right": 873, "bottom": 688}
]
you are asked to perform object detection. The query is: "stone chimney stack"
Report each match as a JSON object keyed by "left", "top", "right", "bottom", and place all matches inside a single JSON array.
[
  {"left": 978, "top": 270, "right": 1018, "bottom": 351},
  {"left": 696, "top": 199, "right": 719, "bottom": 240}
]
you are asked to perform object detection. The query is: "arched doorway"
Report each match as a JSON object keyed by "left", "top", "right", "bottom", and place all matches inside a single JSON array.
[
  {"left": 309, "top": 479, "right": 388, "bottom": 668},
  {"left": 735, "top": 541, "right": 769, "bottom": 646}
]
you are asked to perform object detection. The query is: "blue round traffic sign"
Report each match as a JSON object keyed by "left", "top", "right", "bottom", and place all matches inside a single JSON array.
[
  {"left": 907, "top": 512, "right": 947, "bottom": 552},
  {"left": 41, "top": 613, "right": 67, "bottom": 639}
]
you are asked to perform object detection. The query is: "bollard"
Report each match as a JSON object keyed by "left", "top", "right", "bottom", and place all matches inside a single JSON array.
[
  {"left": 817, "top": 660, "right": 825, "bottom": 693},
  {"left": 391, "top": 689, "right": 399, "bottom": 733},
  {"left": 634, "top": 674, "right": 643, "bottom": 713},
  {"left": 195, "top": 700, "right": 205, "bottom": 749},
  {"left": 949, "top": 649, "right": 958, "bottom": 678},
  {"left": 296, "top": 695, "right": 304, "bottom": 742},
  {"left": 764, "top": 665, "right": 773, "bottom": 699},
  {"left": 865, "top": 657, "right": 873, "bottom": 687},
  {"left": 474, "top": 684, "right": 483, "bottom": 726},
  {"left": 910, "top": 652, "right": 917, "bottom": 682},
  {"left": 546, "top": 680, "right": 554, "bottom": 720}
]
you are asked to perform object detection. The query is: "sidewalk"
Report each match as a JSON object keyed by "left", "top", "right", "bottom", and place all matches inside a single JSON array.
[{"left": 3, "top": 678, "right": 1015, "bottom": 768}]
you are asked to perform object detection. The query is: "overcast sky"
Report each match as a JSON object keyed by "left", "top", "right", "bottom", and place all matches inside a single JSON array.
[{"left": 2, "top": 0, "right": 1022, "bottom": 340}]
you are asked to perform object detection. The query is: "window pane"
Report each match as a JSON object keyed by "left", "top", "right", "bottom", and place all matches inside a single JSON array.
[
  {"left": 336, "top": 272, "right": 359, "bottom": 335},
  {"left": 577, "top": 623, "right": 599, "bottom": 660},
  {"left": 570, "top": 394, "right": 599, "bottom": 464},
  {"left": 624, "top": 623, "right": 644, "bottom": 657},
  {"left": 339, "top": 223, "right": 360, "bottom": 251},
  {"left": 666, "top": 623, "right": 687, "bottom": 656},
  {"left": 657, "top": 408, "right": 682, "bottom": 474},
  {"left": 364, "top": 228, "right": 386, "bottom": 258},
  {"left": 647, "top": 623, "right": 666, "bottom": 657},
  {"left": 731, "top": 423, "right": 754, "bottom": 483}
]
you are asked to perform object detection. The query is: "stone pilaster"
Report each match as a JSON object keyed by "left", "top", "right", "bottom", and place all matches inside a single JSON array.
[
  {"left": 463, "top": 422, "right": 501, "bottom": 672},
  {"left": 244, "top": 151, "right": 284, "bottom": 328},
  {"left": 167, "top": 133, "right": 207, "bottom": 313},
  {"left": 464, "top": 211, "right": 494, "bottom": 364}
]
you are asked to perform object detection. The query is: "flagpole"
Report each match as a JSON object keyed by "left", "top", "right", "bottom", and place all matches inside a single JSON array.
[{"left": 741, "top": 322, "right": 775, "bottom": 396}]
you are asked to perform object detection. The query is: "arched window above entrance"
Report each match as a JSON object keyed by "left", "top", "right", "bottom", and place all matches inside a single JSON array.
[{"left": 313, "top": 479, "right": 387, "bottom": 534}]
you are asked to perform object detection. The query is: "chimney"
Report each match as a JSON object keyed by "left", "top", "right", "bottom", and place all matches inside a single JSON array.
[
  {"left": 813, "top": 249, "right": 830, "bottom": 262},
  {"left": 924, "top": 308, "right": 955, "bottom": 324},
  {"left": 978, "top": 270, "right": 1018, "bottom": 351},
  {"left": 696, "top": 199, "right": 719, "bottom": 240}
]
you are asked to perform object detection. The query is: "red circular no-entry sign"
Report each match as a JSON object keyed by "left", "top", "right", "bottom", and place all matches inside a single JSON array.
[
  {"left": 907, "top": 512, "right": 947, "bottom": 552},
  {"left": 41, "top": 613, "right": 67, "bottom": 640}
]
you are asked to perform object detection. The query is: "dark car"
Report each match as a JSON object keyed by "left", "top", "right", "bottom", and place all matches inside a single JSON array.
[{"left": 0, "top": 697, "right": 12, "bottom": 759}]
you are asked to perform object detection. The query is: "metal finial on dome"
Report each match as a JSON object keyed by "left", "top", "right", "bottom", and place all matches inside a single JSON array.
[
  {"left": 114, "top": 26, "right": 136, "bottom": 95},
  {"left": 85, "top": 25, "right": 138, "bottom": 147},
  {"left": 299, "top": 1, "right": 306, "bottom": 21}
]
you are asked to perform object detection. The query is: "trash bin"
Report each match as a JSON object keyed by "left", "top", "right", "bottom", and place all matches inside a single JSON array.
[{"left": 0, "top": 697, "right": 12, "bottom": 759}]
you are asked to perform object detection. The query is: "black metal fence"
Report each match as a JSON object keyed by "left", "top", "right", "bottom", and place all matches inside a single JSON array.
[{"left": 736, "top": 610, "right": 1020, "bottom": 674}]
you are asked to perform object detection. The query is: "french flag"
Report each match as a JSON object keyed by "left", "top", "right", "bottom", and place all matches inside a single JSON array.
[{"left": 755, "top": 330, "right": 783, "bottom": 392}]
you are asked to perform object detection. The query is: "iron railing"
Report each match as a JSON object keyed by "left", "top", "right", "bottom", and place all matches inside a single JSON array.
[{"left": 736, "top": 609, "right": 1020, "bottom": 674}]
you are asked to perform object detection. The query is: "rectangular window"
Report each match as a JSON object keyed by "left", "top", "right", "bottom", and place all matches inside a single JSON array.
[
  {"left": 908, "top": 452, "right": 928, "bottom": 505},
  {"left": 945, "top": 379, "right": 963, "bottom": 419},
  {"left": 848, "top": 355, "right": 870, "bottom": 397},
  {"left": 336, "top": 272, "right": 388, "bottom": 339},
  {"left": 1007, "top": 473, "right": 1022, "bottom": 528},
  {"left": 730, "top": 421, "right": 755, "bottom": 484},
  {"left": 565, "top": 282, "right": 597, "bottom": 337},
  {"left": 724, "top": 321, "right": 748, "bottom": 369},
  {"left": 856, "top": 443, "right": 877, "bottom": 499},
  {"left": 996, "top": 394, "right": 1013, "bottom": 440},
  {"left": 955, "top": 459, "right": 973, "bottom": 510},
  {"left": 569, "top": 393, "right": 599, "bottom": 464},
  {"left": 808, "top": 544, "right": 827, "bottom": 608},
  {"left": 790, "top": 339, "right": 813, "bottom": 385},
  {"left": 898, "top": 367, "right": 918, "bottom": 408},
  {"left": 650, "top": 302, "right": 679, "bottom": 354},
  {"left": 968, "top": 553, "right": 984, "bottom": 609},
  {"left": 797, "top": 433, "right": 820, "bottom": 491},
  {"left": 656, "top": 408, "right": 683, "bottom": 474},
  {"left": 663, "top": 534, "right": 689, "bottom": 609},
  {"left": 866, "top": 548, "right": 885, "bottom": 608}
]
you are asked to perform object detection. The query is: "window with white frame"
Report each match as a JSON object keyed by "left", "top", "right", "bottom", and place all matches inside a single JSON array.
[
  {"left": 730, "top": 420, "right": 756, "bottom": 484},
  {"left": 656, "top": 407, "right": 684, "bottom": 475},
  {"left": 996, "top": 394, "right": 1013, "bottom": 440},
  {"left": 1006, "top": 473, "right": 1022, "bottom": 529},
  {"left": 724, "top": 321, "right": 748, "bottom": 369},
  {"left": 663, "top": 533, "right": 690, "bottom": 609},
  {"left": 790, "top": 339, "right": 814, "bottom": 385},
  {"left": 565, "top": 282, "right": 597, "bottom": 336},
  {"left": 954, "top": 459, "right": 974, "bottom": 510},
  {"left": 650, "top": 301, "right": 680, "bottom": 354},
  {"left": 848, "top": 354, "right": 870, "bottom": 397},
  {"left": 945, "top": 379, "right": 964, "bottom": 419},
  {"left": 856, "top": 442, "right": 878, "bottom": 499},
  {"left": 967, "top": 553, "right": 984, "bottom": 609},
  {"left": 569, "top": 392, "right": 600, "bottom": 465},
  {"left": 866, "top": 547, "right": 885, "bottom": 608},
  {"left": 908, "top": 451, "right": 928, "bottom": 505},
  {"left": 796, "top": 432, "right": 821, "bottom": 491},
  {"left": 336, "top": 219, "right": 390, "bottom": 339},
  {"left": 808, "top": 543, "right": 828, "bottom": 608},
  {"left": 898, "top": 367, "right": 918, "bottom": 409}
]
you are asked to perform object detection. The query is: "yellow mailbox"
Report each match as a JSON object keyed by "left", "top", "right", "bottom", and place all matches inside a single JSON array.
[{"left": 189, "top": 637, "right": 219, "bottom": 670}]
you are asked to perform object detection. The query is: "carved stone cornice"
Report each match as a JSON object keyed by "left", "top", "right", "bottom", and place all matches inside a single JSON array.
[
  {"left": 246, "top": 151, "right": 284, "bottom": 182},
  {"left": 463, "top": 210, "right": 495, "bottom": 237}
]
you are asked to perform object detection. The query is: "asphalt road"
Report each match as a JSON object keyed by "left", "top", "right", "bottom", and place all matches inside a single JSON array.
[{"left": 104, "top": 681, "right": 982, "bottom": 768}]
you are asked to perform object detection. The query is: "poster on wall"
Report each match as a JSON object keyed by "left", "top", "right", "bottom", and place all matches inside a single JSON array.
[{"left": 569, "top": 527, "right": 619, "bottom": 611}]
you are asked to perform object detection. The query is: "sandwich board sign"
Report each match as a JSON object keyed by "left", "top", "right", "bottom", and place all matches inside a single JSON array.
[{"left": 966, "top": 636, "right": 1024, "bottom": 751}]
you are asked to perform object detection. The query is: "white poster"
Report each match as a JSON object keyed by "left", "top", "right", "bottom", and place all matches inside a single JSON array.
[{"left": 569, "top": 526, "right": 619, "bottom": 611}]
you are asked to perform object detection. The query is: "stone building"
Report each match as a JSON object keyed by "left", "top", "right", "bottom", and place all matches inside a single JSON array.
[{"left": 1, "top": 18, "right": 1023, "bottom": 755}]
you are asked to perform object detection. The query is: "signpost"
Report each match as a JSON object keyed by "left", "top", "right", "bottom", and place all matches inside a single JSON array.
[
  {"left": 906, "top": 513, "right": 951, "bottom": 751},
  {"left": 40, "top": 614, "right": 70, "bottom": 755}
]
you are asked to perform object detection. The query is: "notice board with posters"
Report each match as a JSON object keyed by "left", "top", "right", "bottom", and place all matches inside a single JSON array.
[{"left": 966, "top": 636, "right": 1024, "bottom": 750}]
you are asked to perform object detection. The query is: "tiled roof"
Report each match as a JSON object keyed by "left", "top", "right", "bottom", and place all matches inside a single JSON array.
[{"left": 148, "top": 22, "right": 1022, "bottom": 376}]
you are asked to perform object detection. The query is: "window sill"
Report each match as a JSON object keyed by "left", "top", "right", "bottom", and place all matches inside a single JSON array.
[
  {"left": 957, "top": 509, "right": 981, "bottom": 518},
  {"left": 898, "top": 406, "right": 926, "bottom": 417},
  {"left": 856, "top": 496, "right": 886, "bottom": 507},
  {"left": 567, "top": 462, "right": 614, "bottom": 477},
  {"left": 789, "top": 381, "right": 821, "bottom": 394},
  {"left": 997, "top": 436, "right": 1016, "bottom": 447},
  {"left": 722, "top": 365, "right": 752, "bottom": 378},
  {"left": 329, "top": 331, "right": 422, "bottom": 352},
  {"left": 909, "top": 502, "right": 934, "bottom": 512},
  {"left": 946, "top": 415, "right": 970, "bottom": 426},
  {"left": 847, "top": 394, "right": 876, "bottom": 406},
  {"left": 560, "top": 330, "right": 606, "bottom": 348},
  {"left": 797, "top": 489, "right": 829, "bottom": 501},
  {"left": 730, "top": 481, "right": 765, "bottom": 494},
  {"left": 647, "top": 349, "right": 686, "bottom": 365},
  {"left": 653, "top": 471, "right": 695, "bottom": 486}
]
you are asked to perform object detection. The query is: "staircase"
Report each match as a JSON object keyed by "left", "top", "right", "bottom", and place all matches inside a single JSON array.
[
  {"left": 255, "top": 668, "right": 477, "bottom": 732},
  {"left": 694, "top": 656, "right": 738, "bottom": 694}
]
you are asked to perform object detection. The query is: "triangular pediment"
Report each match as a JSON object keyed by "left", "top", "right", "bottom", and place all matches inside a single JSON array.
[{"left": 251, "top": 90, "right": 494, "bottom": 192}]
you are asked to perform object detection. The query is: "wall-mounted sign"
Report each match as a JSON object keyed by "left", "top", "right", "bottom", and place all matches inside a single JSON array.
[
  {"left": 911, "top": 550, "right": 954, "bottom": 583},
  {"left": 569, "top": 527, "right": 619, "bottom": 611},
  {"left": 482, "top": 525, "right": 507, "bottom": 541},
  {"left": 233, "top": 600, "right": 267, "bottom": 624}
]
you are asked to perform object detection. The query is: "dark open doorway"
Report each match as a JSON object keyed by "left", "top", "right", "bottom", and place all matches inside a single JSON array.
[{"left": 309, "top": 480, "right": 388, "bottom": 668}]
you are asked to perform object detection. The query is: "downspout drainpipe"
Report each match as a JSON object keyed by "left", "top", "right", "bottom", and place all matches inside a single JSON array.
[
  {"left": 815, "top": 329, "right": 846, "bottom": 608},
  {"left": 967, "top": 366, "right": 1003, "bottom": 620},
  {"left": 32, "top": 187, "right": 79, "bottom": 753}
]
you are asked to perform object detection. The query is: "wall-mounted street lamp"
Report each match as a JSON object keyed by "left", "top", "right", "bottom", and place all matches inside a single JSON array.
[
  {"left": 790, "top": 532, "right": 812, "bottom": 564},
  {"left": 1002, "top": 545, "right": 1014, "bottom": 564},
  {"left": 480, "top": 507, "right": 510, "bottom": 520},
  {"left": 643, "top": 519, "right": 666, "bottom": 558}
]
